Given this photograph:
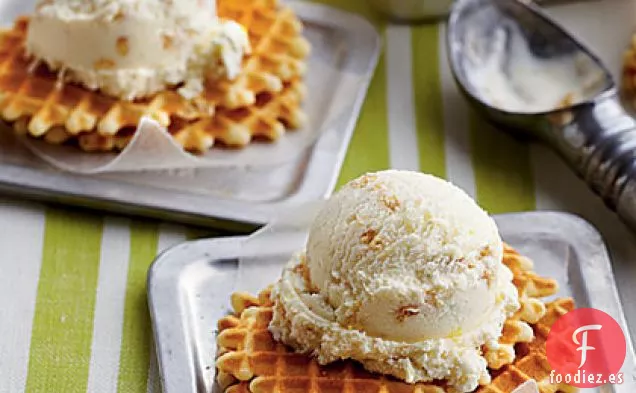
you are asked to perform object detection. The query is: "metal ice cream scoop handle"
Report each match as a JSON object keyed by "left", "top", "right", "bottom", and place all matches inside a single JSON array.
[{"left": 447, "top": 0, "right": 636, "bottom": 230}]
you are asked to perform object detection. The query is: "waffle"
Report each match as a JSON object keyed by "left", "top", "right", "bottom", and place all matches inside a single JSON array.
[
  {"left": 215, "top": 0, "right": 310, "bottom": 108},
  {"left": 25, "top": 80, "right": 307, "bottom": 152},
  {"left": 484, "top": 245, "right": 559, "bottom": 370},
  {"left": 481, "top": 298, "right": 577, "bottom": 393},
  {"left": 216, "top": 245, "right": 573, "bottom": 393},
  {"left": 0, "top": 0, "right": 310, "bottom": 152},
  {"left": 216, "top": 292, "right": 575, "bottom": 393},
  {"left": 623, "top": 35, "right": 636, "bottom": 103}
]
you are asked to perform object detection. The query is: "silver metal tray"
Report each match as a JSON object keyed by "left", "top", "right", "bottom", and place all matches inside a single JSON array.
[
  {"left": 147, "top": 211, "right": 636, "bottom": 393},
  {"left": 0, "top": 1, "right": 380, "bottom": 230}
]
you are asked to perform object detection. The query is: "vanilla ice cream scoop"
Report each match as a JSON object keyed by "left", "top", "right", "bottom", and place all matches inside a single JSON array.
[
  {"left": 269, "top": 170, "right": 520, "bottom": 392},
  {"left": 26, "top": 0, "right": 250, "bottom": 100},
  {"left": 306, "top": 170, "right": 503, "bottom": 342}
]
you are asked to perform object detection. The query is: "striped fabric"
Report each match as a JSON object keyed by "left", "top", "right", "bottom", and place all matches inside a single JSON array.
[{"left": 0, "top": 1, "right": 635, "bottom": 393}]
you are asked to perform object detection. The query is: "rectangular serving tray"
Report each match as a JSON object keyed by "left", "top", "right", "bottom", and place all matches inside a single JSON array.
[
  {"left": 0, "top": 1, "right": 380, "bottom": 230},
  {"left": 147, "top": 212, "right": 636, "bottom": 393}
]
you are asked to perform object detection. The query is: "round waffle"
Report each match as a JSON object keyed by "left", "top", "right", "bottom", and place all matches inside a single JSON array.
[
  {"left": 0, "top": 0, "right": 310, "bottom": 153},
  {"left": 215, "top": 245, "right": 576, "bottom": 393}
]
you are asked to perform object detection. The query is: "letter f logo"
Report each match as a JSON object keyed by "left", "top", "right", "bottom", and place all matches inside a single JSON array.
[
  {"left": 547, "top": 308, "right": 626, "bottom": 388},
  {"left": 572, "top": 324, "right": 602, "bottom": 368}
]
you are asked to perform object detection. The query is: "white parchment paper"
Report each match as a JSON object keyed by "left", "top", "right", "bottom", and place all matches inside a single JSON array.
[
  {"left": 235, "top": 200, "right": 324, "bottom": 294},
  {"left": 511, "top": 380, "right": 539, "bottom": 393}
]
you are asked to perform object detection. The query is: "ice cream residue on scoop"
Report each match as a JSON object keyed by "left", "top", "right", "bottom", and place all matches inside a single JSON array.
[
  {"left": 464, "top": 23, "right": 607, "bottom": 113},
  {"left": 269, "top": 170, "right": 521, "bottom": 393},
  {"left": 26, "top": 0, "right": 250, "bottom": 101}
]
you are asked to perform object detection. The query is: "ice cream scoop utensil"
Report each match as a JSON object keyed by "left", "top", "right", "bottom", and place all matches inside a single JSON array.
[{"left": 448, "top": 0, "right": 636, "bottom": 231}]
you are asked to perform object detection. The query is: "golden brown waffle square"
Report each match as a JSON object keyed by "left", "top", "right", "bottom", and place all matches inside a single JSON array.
[
  {"left": 623, "top": 36, "right": 636, "bottom": 109},
  {"left": 216, "top": 295, "right": 574, "bottom": 393},
  {"left": 215, "top": 0, "right": 311, "bottom": 109},
  {"left": 216, "top": 246, "right": 574, "bottom": 393},
  {"left": 484, "top": 245, "right": 559, "bottom": 370},
  {"left": 74, "top": 80, "right": 307, "bottom": 152},
  {"left": 0, "top": 0, "right": 310, "bottom": 152}
]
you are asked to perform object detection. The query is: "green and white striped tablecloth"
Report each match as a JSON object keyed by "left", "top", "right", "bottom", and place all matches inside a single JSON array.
[{"left": 1, "top": 1, "right": 635, "bottom": 392}]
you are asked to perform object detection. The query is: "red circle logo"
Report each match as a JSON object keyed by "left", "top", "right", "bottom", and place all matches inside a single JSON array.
[{"left": 546, "top": 308, "right": 626, "bottom": 388}]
